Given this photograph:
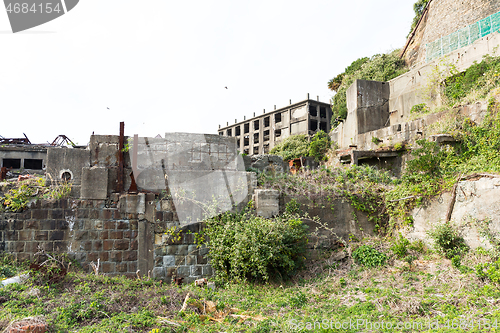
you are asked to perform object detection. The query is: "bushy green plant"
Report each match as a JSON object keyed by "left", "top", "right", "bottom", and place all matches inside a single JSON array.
[
  {"left": 444, "top": 55, "right": 500, "bottom": 104},
  {"left": 352, "top": 245, "right": 387, "bottom": 267},
  {"left": 1, "top": 184, "right": 35, "bottom": 212},
  {"left": 427, "top": 222, "right": 468, "bottom": 259},
  {"left": 285, "top": 198, "right": 301, "bottom": 215},
  {"left": 393, "top": 142, "right": 404, "bottom": 151},
  {"left": 203, "top": 210, "right": 309, "bottom": 282},
  {"left": 308, "top": 130, "right": 331, "bottom": 162},
  {"left": 476, "top": 259, "right": 500, "bottom": 283},
  {"left": 410, "top": 103, "right": 430, "bottom": 115},
  {"left": 270, "top": 134, "right": 309, "bottom": 161},
  {"left": 390, "top": 234, "right": 411, "bottom": 259}
]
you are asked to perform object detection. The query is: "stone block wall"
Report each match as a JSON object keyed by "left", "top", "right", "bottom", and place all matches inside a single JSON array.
[
  {"left": 0, "top": 198, "right": 139, "bottom": 276},
  {"left": 152, "top": 221, "right": 211, "bottom": 284}
]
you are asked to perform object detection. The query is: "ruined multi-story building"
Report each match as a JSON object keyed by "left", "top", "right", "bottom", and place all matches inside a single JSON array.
[{"left": 218, "top": 95, "right": 332, "bottom": 155}]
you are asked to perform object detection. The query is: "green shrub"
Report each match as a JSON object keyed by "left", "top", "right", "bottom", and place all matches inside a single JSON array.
[
  {"left": 203, "top": 211, "right": 309, "bottom": 282},
  {"left": 444, "top": 55, "right": 500, "bottom": 103},
  {"left": 308, "top": 130, "right": 331, "bottom": 162},
  {"left": 476, "top": 259, "right": 500, "bottom": 283},
  {"left": 1, "top": 184, "right": 35, "bottom": 212},
  {"left": 270, "top": 134, "right": 309, "bottom": 161},
  {"left": 390, "top": 234, "right": 410, "bottom": 259},
  {"left": 410, "top": 103, "right": 430, "bottom": 115},
  {"left": 285, "top": 198, "right": 301, "bottom": 215},
  {"left": 352, "top": 245, "right": 387, "bottom": 267},
  {"left": 427, "top": 222, "right": 468, "bottom": 259}
]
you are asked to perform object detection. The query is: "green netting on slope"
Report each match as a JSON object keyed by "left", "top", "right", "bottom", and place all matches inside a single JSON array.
[
  {"left": 480, "top": 16, "right": 492, "bottom": 36},
  {"left": 493, "top": 12, "right": 500, "bottom": 32},
  {"left": 469, "top": 22, "right": 481, "bottom": 44},
  {"left": 426, "top": 10, "right": 500, "bottom": 62}
]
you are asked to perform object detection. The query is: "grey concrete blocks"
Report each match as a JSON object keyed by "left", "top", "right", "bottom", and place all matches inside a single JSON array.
[{"left": 163, "top": 255, "right": 175, "bottom": 267}]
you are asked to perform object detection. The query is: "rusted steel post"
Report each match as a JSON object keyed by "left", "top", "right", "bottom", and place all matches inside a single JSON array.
[{"left": 117, "top": 121, "right": 125, "bottom": 193}]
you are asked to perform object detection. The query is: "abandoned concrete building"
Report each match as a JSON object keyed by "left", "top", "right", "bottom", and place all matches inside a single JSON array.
[{"left": 218, "top": 95, "right": 332, "bottom": 156}]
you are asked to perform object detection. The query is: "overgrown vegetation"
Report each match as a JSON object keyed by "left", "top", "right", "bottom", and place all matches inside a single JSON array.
[
  {"left": 427, "top": 222, "right": 468, "bottom": 259},
  {"left": 408, "top": 0, "right": 430, "bottom": 36},
  {"left": 269, "top": 130, "right": 331, "bottom": 162},
  {"left": 0, "top": 176, "right": 72, "bottom": 212},
  {"left": 201, "top": 204, "right": 309, "bottom": 283},
  {"left": 327, "top": 50, "right": 408, "bottom": 125},
  {"left": 4, "top": 234, "right": 500, "bottom": 332}
]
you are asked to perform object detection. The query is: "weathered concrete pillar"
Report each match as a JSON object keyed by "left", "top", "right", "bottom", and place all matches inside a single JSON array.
[{"left": 138, "top": 220, "right": 154, "bottom": 278}]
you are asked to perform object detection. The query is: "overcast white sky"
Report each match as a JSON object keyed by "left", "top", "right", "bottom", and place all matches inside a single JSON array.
[{"left": 0, "top": 0, "right": 415, "bottom": 145}]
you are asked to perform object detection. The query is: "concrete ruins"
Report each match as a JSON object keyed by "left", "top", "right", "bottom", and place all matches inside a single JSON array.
[
  {"left": 0, "top": 132, "right": 373, "bottom": 281},
  {"left": 330, "top": 30, "right": 500, "bottom": 171},
  {"left": 218, "top": 95, "right": 333, "bottom": 156}
]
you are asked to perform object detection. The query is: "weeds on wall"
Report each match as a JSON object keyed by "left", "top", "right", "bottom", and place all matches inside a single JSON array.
[
  {"left": 420, "top": 54, "right": 500, "bottom": 112},
  {"left": 0, "top": 176, "right": 72, "bottom": 212}
]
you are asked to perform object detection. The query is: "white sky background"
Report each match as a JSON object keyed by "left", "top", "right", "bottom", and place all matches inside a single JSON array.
[{"left": 0, "top": 0, "right": 415, "bottom": 145}]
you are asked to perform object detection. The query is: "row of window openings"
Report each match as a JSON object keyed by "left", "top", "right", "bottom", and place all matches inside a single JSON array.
[
  {"left": 309, "top": 105, "right": 328, "bottom": 118},
  {"left": 238, "top": 129, "right": 280, "bottom": 147},
  {"left": 223, "top": 108, "right": 327, "bottom": 137},
  {"left": 310, "top": 120, "right": 328, "bottom": 132},
  {"left": 242, "top": 144, "right": 269, "bottom": 155},
  {"left": 233, "top": 121, "right": 325, "bottom": 146},
  {"left": 2, "top": 158, "right": 44, "bottom": 170}
]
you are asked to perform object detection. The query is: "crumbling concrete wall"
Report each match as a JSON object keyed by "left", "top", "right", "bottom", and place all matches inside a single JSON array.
[
  {"left": 391, "top": 31, "right": 500, "bottom": 126},
  {"left": 332, "top": 32, "right": 500, "bottom": 153},
  {"left": 407, "top": 176, "right": 500, "bottom": 249},
  {"left": 332, "top": 80, "right": 390, "bottom": 148}
]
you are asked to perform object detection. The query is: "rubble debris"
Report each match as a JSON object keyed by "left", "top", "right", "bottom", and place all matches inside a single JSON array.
[
  {"left": 1, "top": 274, "right": 29, "bottom": 288},
  {"left": 194, "top": 278, "right": 208, "bottom": 287},
  {"left": 5, "top": 316, "right": 47, "bottom": 333}
]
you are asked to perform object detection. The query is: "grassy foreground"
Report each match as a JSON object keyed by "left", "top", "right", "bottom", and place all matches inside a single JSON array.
[{"left": 2, "top": 237, "right": 500, "bottom": 333}]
